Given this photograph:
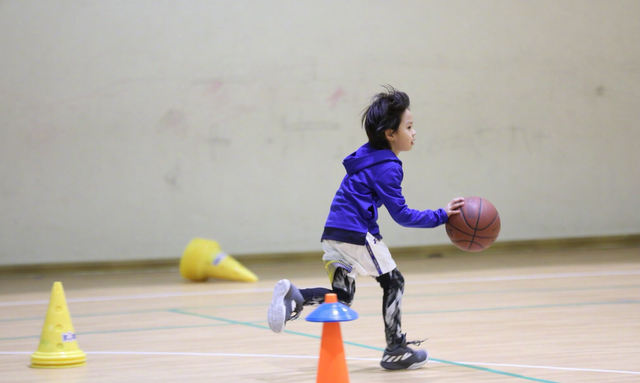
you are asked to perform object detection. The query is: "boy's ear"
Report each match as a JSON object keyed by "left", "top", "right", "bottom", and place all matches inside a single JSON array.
[{"left": 385, "top": 129, "right": 395, "bottom": 141}]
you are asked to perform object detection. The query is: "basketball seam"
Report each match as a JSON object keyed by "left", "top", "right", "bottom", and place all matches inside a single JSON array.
[
  {"left": 477, "top": 212, "right": 500, "bottom": 231},
  {"left": 451, "top": 239, "right": 486, "bottom": 249},
  {"left": 450, "top": 197, "right": 499, "bottom": 251},
  {"left": 446, "top": 222, "right": 474, "bottom": 237},
  {"left": 459, "top": 208, "right": 475, "bottom": 251},
  {"left": 463, "top": 198, "right": 482, "bottom": 251},
  {"left": 459, "top": 209, "right": 475, "bottom": 234},
  {"left": 448, "top": 226, "right": 496, "bottom": 239}
]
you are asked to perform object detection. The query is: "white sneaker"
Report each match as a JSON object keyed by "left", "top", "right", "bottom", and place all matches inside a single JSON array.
[{"left": 267, "top": 279, "right": 303, "bottom": 333}]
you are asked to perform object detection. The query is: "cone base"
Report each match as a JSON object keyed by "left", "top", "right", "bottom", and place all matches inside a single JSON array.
[
  {"left": 30, "top": 350, "right": 87, "bottom": 369},
  {"left": 204, "top": 256, "right": 259, "bottom": 283}
]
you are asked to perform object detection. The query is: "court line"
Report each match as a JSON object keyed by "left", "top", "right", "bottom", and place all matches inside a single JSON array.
[
  {"left": 360, "top": 299, "right": 640, "bottom": 316},
  {"left": 361, "top": 270, "right": 640, "bottom": 287},
  {"left": 2, "top": 269, "right": 640, "bottom": 307},
  {"left": 0, "top": 322, "right": 243, "bottom": 341},
  {"left": 0, "top": 287, "right": 273, "bottom": 307},
  {"left": 4, "top": 283, "right": 638, "bottom": 323},
  {"left": 0, "top": 351, "right": 638, "bottom": 376},
  {"left": 2, "top": 298, "right": 637, "bottom": 341},
  {"left": 169, "top": 309, "right": 561, "bottom": 383},
  {"left": 456, "top": 361, "right": 640, "bottom": 376},
  {"left": 0, "top": 350, "right": 374, "bottom": 361}
]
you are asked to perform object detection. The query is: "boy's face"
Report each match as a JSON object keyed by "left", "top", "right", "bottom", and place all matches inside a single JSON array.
[{"left": 387, "top": 109, "right": 415, "bottom": 155}]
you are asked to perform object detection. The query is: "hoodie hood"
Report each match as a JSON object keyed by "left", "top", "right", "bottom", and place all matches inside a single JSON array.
[{"left": 343, "top": 143, "right": 401, "bottom": 175}]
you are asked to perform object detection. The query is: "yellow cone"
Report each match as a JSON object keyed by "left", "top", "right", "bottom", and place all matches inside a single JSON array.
[
  {"left": 180, "top": 238, "right": 258, "bottom": 283},
  {"left": 30, "top": 282, "right": 86, "bottom": 368}
]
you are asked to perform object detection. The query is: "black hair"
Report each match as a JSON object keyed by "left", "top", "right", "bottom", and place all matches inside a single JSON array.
[{"left": 361, "top": 85, "right": 411, "bottom": 150}]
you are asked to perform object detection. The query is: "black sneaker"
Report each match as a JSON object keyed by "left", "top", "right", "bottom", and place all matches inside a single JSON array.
[
  {"left": 380, "top": 334, "right": 428, "bottom": 370},
  {"left": 267, "top": 279, "right": 303, "bottom": 333}
]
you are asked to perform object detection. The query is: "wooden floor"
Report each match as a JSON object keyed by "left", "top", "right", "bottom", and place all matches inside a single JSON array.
[{"left": 1, "top": 245, "right": 639, "bottom": 382}]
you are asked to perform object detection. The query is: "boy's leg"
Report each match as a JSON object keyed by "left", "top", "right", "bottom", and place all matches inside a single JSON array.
[
  {"left": 376, "top": 268, "right": 428, "bottom": 370},
  {"left": 267, "top": 279, "right": 304, "bottom": 333},
  {"left": 375, "top": 268, "right": 405, "bottom": 346},
  {"left": 267, "top": 262, "right": 356, "bottom": 333},
  {"left": 268, "top": 240, "right": 357, "bottom": 333},
  {"left": 299, "top": 263, "right": 356, "bottom": 306},
  {"left": 299, "top": 287, "right": 332, "bottom": 306}
]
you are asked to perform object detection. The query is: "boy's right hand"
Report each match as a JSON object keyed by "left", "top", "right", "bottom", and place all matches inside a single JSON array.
[{"left": 445, "top": 197, "right": 465, "bottom": 217}]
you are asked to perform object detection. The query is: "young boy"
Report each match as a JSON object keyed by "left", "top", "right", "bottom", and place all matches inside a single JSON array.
[{"left": 267, "top": 86, "right": 464, "bottom": 370}]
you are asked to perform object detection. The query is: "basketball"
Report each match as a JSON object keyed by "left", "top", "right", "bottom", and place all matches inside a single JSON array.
[{"left": 445, "top": 196, "right": 501, "bottom": 252}]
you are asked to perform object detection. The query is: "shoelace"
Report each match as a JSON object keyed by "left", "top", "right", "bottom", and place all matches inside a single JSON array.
[
  {"left": 289, "top": 301, "right": 303, "bottom": 321},
  {"left": 407, "top": 338, "right": 427, "bottom": 347},
  {"left": 289, "top": 309, "right": 302, "bottom": 321}
]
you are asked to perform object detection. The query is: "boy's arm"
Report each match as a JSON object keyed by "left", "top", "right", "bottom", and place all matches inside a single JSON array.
[{"left": 374, "top": 166, "right": 448, "bottom": 228}]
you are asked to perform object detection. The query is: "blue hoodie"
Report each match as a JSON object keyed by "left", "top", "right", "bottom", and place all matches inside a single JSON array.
[{"left": 321, "top": 143, "right": 449, "bottom": 245}]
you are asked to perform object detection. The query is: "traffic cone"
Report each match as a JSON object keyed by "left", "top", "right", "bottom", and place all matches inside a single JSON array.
[
  {"left": 316, "top": 322, "right": 349, "bottom": 383},
  {"left": 30, "top": 282, "right": 86, "bottom": 368},
  {"left": 180, "top": 238, "right": 258, "bottom": 282},
  {"left": 306, "top": 293, "right": 358, "bottom": 383}
]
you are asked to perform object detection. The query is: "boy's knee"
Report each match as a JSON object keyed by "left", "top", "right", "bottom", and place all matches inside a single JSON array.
[
  {"left": 335, "top": 289, "right": 354, "bottom": 306},
  {"left": 330, "top": 266, "right": 356, "bottom": 306},
  {"left": 376, "top": 269, "right": 404, "bottom": 290}
]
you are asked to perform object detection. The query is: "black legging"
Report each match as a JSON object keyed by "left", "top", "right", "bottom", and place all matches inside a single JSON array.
[
  {"left": 376, "top": 268, "right": 404, "bottom": 348},
  {"left": 300, "top": 267, "right": 404, "bottom": 348}
]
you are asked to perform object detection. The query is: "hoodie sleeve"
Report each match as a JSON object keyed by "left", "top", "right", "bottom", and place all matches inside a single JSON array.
[{"left": 373, "top": 165, "right": 448, "bottom": 228}]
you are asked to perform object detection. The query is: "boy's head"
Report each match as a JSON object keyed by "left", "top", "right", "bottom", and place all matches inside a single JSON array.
[{"left": 361, "top": 86, "right": 411, "bottom": 150}]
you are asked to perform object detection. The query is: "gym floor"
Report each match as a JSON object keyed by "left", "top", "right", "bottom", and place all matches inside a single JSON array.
[{"left": 1, "top": 245, "right": 639, "bottom": 382}]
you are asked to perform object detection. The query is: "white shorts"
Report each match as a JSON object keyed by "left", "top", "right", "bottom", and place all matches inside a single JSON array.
[{"left": 322, "top": 232, "right": 397, "bottom": 280}]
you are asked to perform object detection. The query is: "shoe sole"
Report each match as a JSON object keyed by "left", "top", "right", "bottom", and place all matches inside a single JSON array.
[
  {"left": 407, "top": 355, "right": 428, "bottom": 370},
  {"left": 267, "top": 279, "right": 290, "bottom": 333},
  {"left": 381, "top": 350, "right": 429, "bottom": 370},
  {"left": 408, "top": 351, "right": 428, "bottom": 370}
]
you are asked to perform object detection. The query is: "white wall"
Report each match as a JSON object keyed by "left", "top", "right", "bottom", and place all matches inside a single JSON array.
[{"left": 1, "top": 0, "right": 639, "bottom": 265}]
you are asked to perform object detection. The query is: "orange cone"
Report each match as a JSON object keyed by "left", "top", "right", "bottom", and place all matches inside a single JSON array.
[{"left": 315, "top": 294, "right": 350, "bottom": 383}]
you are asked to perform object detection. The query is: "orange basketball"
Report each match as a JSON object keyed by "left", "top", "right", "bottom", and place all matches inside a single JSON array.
[{"left": 445, "top": 196, "right": 500, "bottom": 252}]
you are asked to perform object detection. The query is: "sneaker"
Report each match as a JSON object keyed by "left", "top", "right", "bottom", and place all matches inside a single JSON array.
[
  {"left": 380, "top": 334, "right": 428, "bottom": 370},
  {"left": 267, "top": 279, "right": 303, "bottom": 333}
]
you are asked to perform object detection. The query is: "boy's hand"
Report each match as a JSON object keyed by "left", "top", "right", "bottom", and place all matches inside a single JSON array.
[{"left": 445, "top": 197, "right": 465, "bottom": 217}]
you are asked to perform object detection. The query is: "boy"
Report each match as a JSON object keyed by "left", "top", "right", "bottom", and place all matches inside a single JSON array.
[{"left": 267, "top": 86, "right": 464, "bottom": 370}]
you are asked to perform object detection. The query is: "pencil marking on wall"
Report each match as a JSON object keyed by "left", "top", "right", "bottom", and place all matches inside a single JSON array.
[
  {"left": 156, "top": 110, "right": 188, "bottom": 139},
  {"left": 164, "top": 162, "right": 181, "bottom": 190},
  {"left": 281, "top": 118, "right": 340, "bottom": 132},
  {"left": 200, "top": 124, "right": 232, "bottom": 160},
  {"left": 328, "top": 86, "right": 345, "bottom": 108},
  {"left": 509, "top": 126, "right": 531, "bottom": 153},
  {"left": 202, "top": 79, "right": 224, "bottom": 96}
]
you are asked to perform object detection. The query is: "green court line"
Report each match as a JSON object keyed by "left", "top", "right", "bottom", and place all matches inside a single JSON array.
[
  {"left": 170, "top": 309, "right": 561, "bottom": 383},
  {"left": 403, "top": 284, "right": 640, "bottom": 299},
  {"left": 358, "top": 299, "right": 640, "bottom": 316},
  {"left": 0, "top": 303, "right": 264, "bottom": 323},
  {"left": 2, "top": 299, "right": 638, "bottom": 341},
  {"left": 0, "top": 316, "right": 44, "bottom": 323},
  {"left": 3, "top": 283, "right": 638, "bottom": 323},
  {"left": 0, "top": 308, "right": 172, "bottom": 323},
  {"left": 1, "top": 323, "right": 230, "bottom": 341},
  {"left": 0, "top": 319, "right": 266, "bottom": 341}
]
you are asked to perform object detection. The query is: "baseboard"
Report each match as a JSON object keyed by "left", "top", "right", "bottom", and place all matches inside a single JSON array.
[{"left": 1, "top": 234, "right": 638, "bottom": 276}]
